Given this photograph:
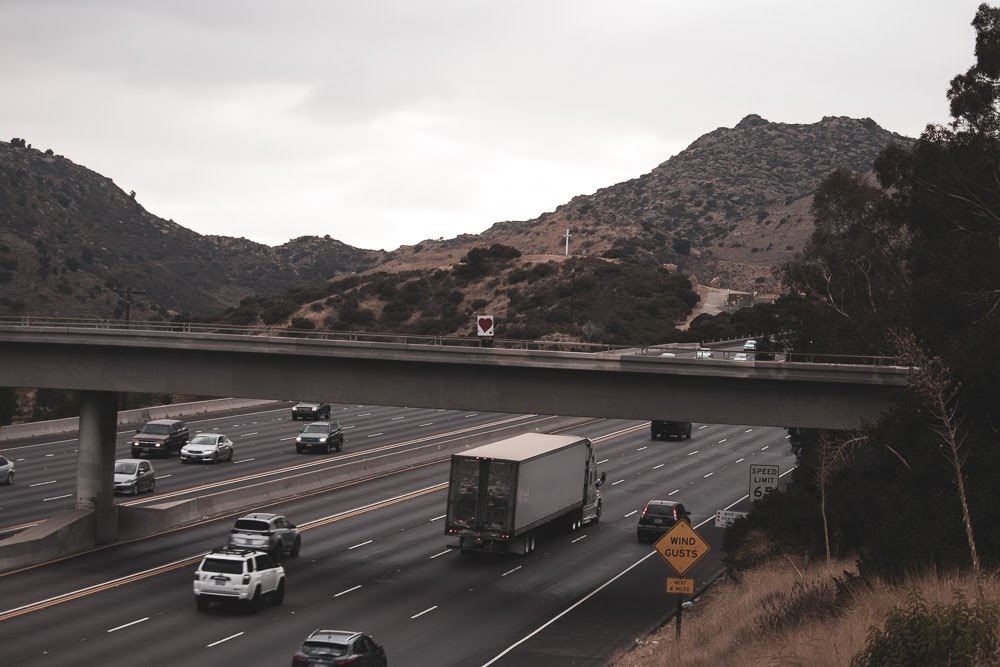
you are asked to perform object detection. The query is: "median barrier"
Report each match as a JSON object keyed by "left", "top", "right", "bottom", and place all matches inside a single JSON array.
[
  {"left": 0, "top": 398, "right": 285, "bottom": 442},
  {"left": 0, "top": 509, "right": 95, "bottom": 574},
  {"left": 117, "top": 415, "right": 592, "bottom": 541}
]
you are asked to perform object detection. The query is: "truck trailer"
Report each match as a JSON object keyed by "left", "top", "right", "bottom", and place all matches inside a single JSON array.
[{"left": 444, "top": 433, "right": 606, "bottom": 555}]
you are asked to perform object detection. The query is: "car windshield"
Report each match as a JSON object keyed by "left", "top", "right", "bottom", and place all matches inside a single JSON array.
[
  {"left": 233, "top": 519, "right": 270, "bottom": 532},
  {"left": 301, "top": 642, "right": 348, "bottom": 657},
  {"left": 302, "top": 424, "right": 328, "bottom": 433},
  {"left": 115, "top": 461, "right": 138, "bottom": 474},
  {"left": 189, "top": 435, "right": 217, "bottom": 446},
  {"left": 200, "top": 558, "right": 243, "bottom": 574},
  {"left": 140, "top": 424, "right": 171, "bottom": 435}
]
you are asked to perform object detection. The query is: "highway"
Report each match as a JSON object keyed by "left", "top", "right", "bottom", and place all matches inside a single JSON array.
[
  {"left": 0, "top": 403, "right": 795, "bottom": 666},
  {"left": 0, "top": 403, "right": 554, "bottom": 535}
]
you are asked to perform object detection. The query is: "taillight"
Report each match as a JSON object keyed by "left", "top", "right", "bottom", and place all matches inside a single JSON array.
[
  {"left": 673, "top": 508, "right": 678, "bottom": 520},
  {"left": 335, "top": 657, "right": 358, "bottom": 665},
  {"left": 242, "top": 574, "right": 250, "bottom": 585},
  {"left": 291, "top": 654, "right": 308, "bottom": 665},
  {"left": 641, "top": 505, "right": 649, "bottom": 517}
]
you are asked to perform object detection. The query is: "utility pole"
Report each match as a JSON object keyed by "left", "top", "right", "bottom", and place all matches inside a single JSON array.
[
  {"left": 564, "top": 228, "right": 572, "bottom": 256},
  {"left": 115, "top": 287, "right": 146, "bottom": 327}
]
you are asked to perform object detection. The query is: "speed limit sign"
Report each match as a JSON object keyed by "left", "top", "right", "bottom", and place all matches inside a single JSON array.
[{"left": 749, "top": 464, "right": 779, "bottom": 500}]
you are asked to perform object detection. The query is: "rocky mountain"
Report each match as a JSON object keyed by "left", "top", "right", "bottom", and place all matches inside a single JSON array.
[
  {"left": 375, "top": 115, "right": 914, "bottom": 292},
  {"left": 0, "top": 138, "right": 381, "bottom": 318}
]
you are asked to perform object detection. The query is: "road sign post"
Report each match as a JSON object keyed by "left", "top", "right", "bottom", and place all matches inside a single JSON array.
[{"left": 749, "top": 464, "right": 779, "bottom": 500}]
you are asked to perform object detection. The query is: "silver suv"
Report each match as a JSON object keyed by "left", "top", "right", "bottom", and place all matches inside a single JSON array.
[
  {"left": 227, "top": 512, "right": 302, "bottom": 561},
  {"left": 193, "top": 546, "right": 285, "bottom": 610}
]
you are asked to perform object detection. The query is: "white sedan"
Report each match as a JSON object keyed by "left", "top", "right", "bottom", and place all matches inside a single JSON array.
[
  {"left": 180, "top": 433, "right": 235, "bottom": 463},
  {"left": 733, "top": 352, "right": 750, "bottom": 362}
]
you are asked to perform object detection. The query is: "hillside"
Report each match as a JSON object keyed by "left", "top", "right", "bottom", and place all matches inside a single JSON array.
[
  {"left": 375, "top": 115, "right": 914, "bottom": 292},
  {"left": 0, "top": 138, "right": 381, "bottom": 318}
]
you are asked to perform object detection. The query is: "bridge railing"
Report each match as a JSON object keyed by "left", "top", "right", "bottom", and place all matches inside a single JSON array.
[{"left": 0, "top": 316, "right": 905, "bottom": 366}]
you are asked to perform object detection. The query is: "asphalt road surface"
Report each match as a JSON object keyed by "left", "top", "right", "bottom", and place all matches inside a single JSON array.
[{"left": 0, "top": 407, "right": 794, "bottom": 666}]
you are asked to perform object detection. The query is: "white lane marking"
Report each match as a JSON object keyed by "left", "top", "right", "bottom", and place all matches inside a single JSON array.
[
  {"left": 736, "top": 458, "right": 744, "bottom": 463},
  {"left": 465, "top": 414, "right": 478, "bottom": 417},
  {"left": 761, "top": 445, "right": 769, "bottom": 450},
  {"left": 611, "top": 479, "right": 624, "bottom": 486},
  {"left": 158, "top": 474, "right": 172, "bottom": 480},
  {"left": 698, "top": 425, "right": 709, "bottom": 430},
  {"left": 718, "top": 439, "right": 728, "bottom": 444},
  {"left": 596, "top": 459, "right": 609, "bottom": 465},
  {"left": 29, "top": 480, "right": 57, "bottom": 487},
  {"left": 45, "top": 454, "right": 54, "bottom": 457},
  {"left": 207, "top": 632, "right": 243, "bottom": 648},
  {"left": 43, "top": 494, "right": 72, "bottom": 502},
  {"left": 429, "top": 550, "right": 451, "bottom": 559},
  {"left": 687, "top": 450, "right": 699, "bottom": 456},
  {"left": 436, "top": 409, "right": 446, "bottom": 412},
  {"left": 391, "top": 416, "right": 405, "bottom": 421},
  {"left": 430, "top": 515, "right": 446, "bottom": 522},
  {"left": 108, "top": 617, "right": 149, "bottom": 633},
  {"left": 785, "top": 434, "right": 791, "bottom": 439},
  {"left": 704, "top": 472, "right": 714, "bottom": 478},
  {"left": 367, "top": 433, "right": 383, "bottom": 438},
  {"left": 571, "top": 535, "right": 587, "bottom": 543},
  {"left": 239, "top": 432, "right": 257, "bottom": 437},
  {"left": 411, "top": 606, "right": 438, "bottom": 619},
  {"left": 668, "top": 489, "right": 680, "bottom": 496},
  {"left": 745, "top": 429, "right": 753, "bottom": 433},
  {"left": 348, "top": 540, "right": 373, "bottom": 550},
  {"left": 233, "top": 458, "right": 255, "bottom": 464},
  {"left": 636, "top": 446, "right": 647, "bottom": 452},
  {"left": 624, "top": 510, "right": 638, "bottom": 518},
  {"left": 334, "top": 585, "right": 362, "bottom": 597},
  {"left": 419, "top": 423, "right": 433, "bottom": 427},
  {"left": 483, "top": 499, "right": 768, "bottom": 666},
  {"left": 279, "top": 436, "right": 295, "bottom": 441},
  {"left": 358, "top": 412, "right": 371, "bottom": 417},
  {"left": 343, "top": 425, "right": 356, "bottom": 429},
  {"left": 653, "top": 464, "right": 664, "bottom": 470},
  {"left": 501, "top": 566, "right": 522, "bottom": 577}
]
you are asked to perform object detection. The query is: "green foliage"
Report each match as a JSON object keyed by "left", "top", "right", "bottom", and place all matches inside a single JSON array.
[
  {"left": 453, "top": 244, "right": 522, "bottom": 280},
  {"left": 32, "top": 389, "right": 80, "bottom": 420},
  {"left": 260, "top": 300, "right": 297, "bottom": 325},
  {"left": 289, "top": 317, "right": 316, "bottom": 330},
  {"left": 0, "top": 388, "right": 17, "bottom": 426},
  {"left": 851, "top": 591, "right": 1000, "bottom": 667}
]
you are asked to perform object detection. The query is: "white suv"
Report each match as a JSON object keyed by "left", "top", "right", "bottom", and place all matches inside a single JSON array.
[{"left": 193, "top": 546, "right": 285, "bottom": 611}]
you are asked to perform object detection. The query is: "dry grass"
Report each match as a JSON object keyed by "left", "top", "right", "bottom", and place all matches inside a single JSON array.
[{"left": 612, "top": 560, "right": 1000, "bottom": 667}]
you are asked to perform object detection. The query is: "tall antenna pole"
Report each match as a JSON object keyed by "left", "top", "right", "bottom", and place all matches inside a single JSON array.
[{"left": 114, "top": 287, "right": 146, "bottom": 327}]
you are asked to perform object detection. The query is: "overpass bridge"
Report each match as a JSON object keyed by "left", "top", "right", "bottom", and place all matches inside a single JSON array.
[{"left": 0, "top": 319, "right": 911, "bottom": 545}]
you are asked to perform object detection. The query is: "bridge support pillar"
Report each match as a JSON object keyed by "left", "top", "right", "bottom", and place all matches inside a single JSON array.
[{"left": 76, "top": 390, "right": 119, "bottom": 544}]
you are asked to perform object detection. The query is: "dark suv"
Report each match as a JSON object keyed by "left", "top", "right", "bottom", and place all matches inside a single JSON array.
[
  {"left": 637, "top": 500, "right": 691, "bottom": 543},
  {"left": 292, "top": 402, "right": 332, "bottom": 421},
  {"left": 650, "top": 420, "right": 692, "bottom": 440},
  {"left": 295, "top": 421, "right": 345, "bottom": 454},
  {"left": 131, "top": 419, "right": 189, "bottom": 458}
]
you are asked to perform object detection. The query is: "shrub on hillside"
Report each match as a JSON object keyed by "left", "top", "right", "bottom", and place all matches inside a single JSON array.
[
  {"left": 290, "top": 317, "right": 316, "bottom": 330},
  {"left": 260, "top": 300, "right": 297, "bottom": 325},
  {"left": 851, "top": 591, "right": 1000, "bottom": 667}
]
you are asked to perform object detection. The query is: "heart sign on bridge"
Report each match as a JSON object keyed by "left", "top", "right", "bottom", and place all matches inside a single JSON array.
[{"left": 476, "top": 315, "right": 495, "bottom": 337}]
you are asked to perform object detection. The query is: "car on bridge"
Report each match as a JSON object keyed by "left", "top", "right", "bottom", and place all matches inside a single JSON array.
[
  {"left": 292, "top": 401, "right": 332, "bottom": 421},
  {"left": 296, "top": 421, "right": 345, "bottom": 454},
  {"left": 291, "top": 629, "right": 387, "bottom": 666},
  {"left": 695, "top": 348, "right": 714, "bottom": 359},
  {"left": 0, "top": 455, "right": 13, "bottom": 484},
  {"left": 743, "top": 339, "right": 757, "bottom": 351},
  {"left": 637, "top": 499, "right": 691, "bottom": 543},
  {"left": 131, "top": 419, "right": 189, "bottom": 458},
  {"left": 194, "top": 546, "right": 285, "bottom": 611},
  {"left": 227, "top": 512, "right": 302, "bottom": 561},
  {"left": 180, "top": 432, "right": 235, "bottom": 463},
  {"left": 113, "top": 458, "right": 155, "bottom": 495}
]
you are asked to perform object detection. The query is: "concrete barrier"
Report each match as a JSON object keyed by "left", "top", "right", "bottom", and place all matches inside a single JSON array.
[
  {"left": 0, "top": 508, "right": 95, "bottom": 573},
  {"left": 0, "top": 398, "right": 284, "bottom": 442},
  {"left": 118, "top": 415, "right": 593, "bottom": 541}
]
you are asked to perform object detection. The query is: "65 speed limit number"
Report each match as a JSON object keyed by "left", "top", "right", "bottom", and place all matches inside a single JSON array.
[{"left": 749, "top": 464, "right": 779, "bottom": 500}]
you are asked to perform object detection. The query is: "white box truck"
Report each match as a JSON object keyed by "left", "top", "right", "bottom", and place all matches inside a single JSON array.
[{"left": 445, "top": 433, "right": 606, "bottom": 556}]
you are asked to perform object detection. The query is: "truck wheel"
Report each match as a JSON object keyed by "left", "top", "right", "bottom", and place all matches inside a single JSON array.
[
  {"left": 290, "top": 536, "right": 301, "bottom": 558},
  {"left": 594, "top": 502, "right": 602, "bottom": 523}
]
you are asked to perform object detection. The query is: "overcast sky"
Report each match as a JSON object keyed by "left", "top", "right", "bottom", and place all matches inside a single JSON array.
[{"left": 0, "top": 1, "right": 985, "bottom": 251}]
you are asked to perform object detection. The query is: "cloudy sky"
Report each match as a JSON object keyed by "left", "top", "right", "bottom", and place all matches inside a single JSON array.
[{"left": 0, "top": 1, "right": 985, "bottom": 251}]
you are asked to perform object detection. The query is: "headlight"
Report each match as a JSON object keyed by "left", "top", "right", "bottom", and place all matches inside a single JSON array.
[
  {"left": 131, "top": 440, "right": 139, "bottom": 445},
  {"left": 319, "top": 437, "right": 327, "bottom": 442},
  {"left": 295, "top": 436, "right": 302, "bottom": 442}
]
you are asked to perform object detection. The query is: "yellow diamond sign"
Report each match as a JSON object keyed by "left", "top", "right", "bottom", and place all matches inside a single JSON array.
[{"left": 653, "top": 520, "right": 710, "bottom": 575}]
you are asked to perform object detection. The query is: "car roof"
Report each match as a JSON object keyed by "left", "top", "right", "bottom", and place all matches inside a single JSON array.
[
  {"left": 146, "top": 419, "right": 183, "bottom": 425},
  {"left": 204, "top": 546, "right": 268, "bottom": 559},
  {"left": 115, "top": 458, "right": 146, "bottom": 464},
  {"left": 239, "top": 512, "right": 280, "bottom": 521},
  {"left": 192, "top": 432, "right": 220, "bottom": 438},
  {"left": 296, "top": 401, "right": 324, "bottom": 405},
  {"left": 308, "top": 630, "right": 362, "bottom": 643},
  {"left": 647, "top": 500, "right": 683, "bottom": 507}
]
